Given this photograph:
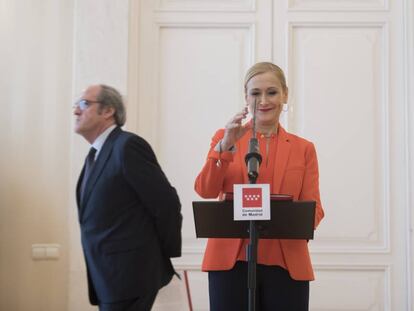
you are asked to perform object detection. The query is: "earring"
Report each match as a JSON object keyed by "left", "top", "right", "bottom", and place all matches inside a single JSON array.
[{"left": 282, "top": 103, "right": 289, "bottom": 112}]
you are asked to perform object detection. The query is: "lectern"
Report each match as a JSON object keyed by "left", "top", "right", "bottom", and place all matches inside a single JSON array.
[
  {"left": 193, "top": 198, "right": 315, "bottom": 240},
  {"left": 193, "top": 197, "right": 315, "bottom": 310}
]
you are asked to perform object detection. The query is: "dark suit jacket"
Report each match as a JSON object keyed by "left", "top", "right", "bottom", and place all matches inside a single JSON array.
[{"left": 76, "top": 127, "right": 182, "bottom": 304}]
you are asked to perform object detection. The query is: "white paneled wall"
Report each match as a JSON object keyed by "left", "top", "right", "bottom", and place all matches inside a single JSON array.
[
  {"left": 0, "top": 1, "right": 74, "bottom": 310},
  {"left": 0, "top": 0, "right": 412, "bottom": 310},
  {"left": 129, "top": 0, "right": 412, "bottom": 310}
]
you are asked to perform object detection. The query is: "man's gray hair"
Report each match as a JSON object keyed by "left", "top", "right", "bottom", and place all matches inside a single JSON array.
[{"left": 97, "top": 84, "right": 126, "bottom": 126}]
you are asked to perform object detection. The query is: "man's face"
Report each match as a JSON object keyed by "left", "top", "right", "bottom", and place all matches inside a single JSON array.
[{"left": 73, "top": 85, "right": 108, "bottom": 143}]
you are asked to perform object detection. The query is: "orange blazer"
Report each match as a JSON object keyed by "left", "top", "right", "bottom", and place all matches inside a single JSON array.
[{"left": 194, "top": 125, "right": 324, "bottom": 281}]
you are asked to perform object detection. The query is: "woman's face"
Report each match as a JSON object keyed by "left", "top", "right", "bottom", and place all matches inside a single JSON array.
[{"left": 245, "top": 71, "right": 288, "bottom": 128}]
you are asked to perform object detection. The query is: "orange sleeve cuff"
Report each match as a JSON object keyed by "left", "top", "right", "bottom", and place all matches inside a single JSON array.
[{"left": 207, "top": 148, "right": 234, "bottom": 162}]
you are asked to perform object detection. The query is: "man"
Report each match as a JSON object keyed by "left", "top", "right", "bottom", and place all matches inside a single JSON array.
[{"left": 74, "top": 84, "right": 182, "bottom": 311}]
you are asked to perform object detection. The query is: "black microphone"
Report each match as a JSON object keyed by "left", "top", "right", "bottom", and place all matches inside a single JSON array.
[{"left": 245, "top": 97, "right": 262, "bottom": 183}]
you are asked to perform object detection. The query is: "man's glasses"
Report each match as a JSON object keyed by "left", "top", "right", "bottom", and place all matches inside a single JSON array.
[{"left": 74, "top": 99, "right": 100, "bottom": 111}]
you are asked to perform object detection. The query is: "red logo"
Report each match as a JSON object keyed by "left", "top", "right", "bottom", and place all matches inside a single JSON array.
[{"left": 242, "top": 188, "right": 262, "bottom": 208}]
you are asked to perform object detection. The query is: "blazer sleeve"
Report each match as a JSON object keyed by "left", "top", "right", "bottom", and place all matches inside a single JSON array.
[
  {"left": 299, "top": 142, "right": 324, "bottom": 228},
  {"left": 123, "top": 135, "right": 182, "bottom": 258},
  {"left": 194, "top": 129, "right": 235, "bottom": 198}
]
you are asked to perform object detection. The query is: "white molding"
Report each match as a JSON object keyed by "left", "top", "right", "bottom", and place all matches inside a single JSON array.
[
  {"left": 287, "top": 0, "right": 388, "bottom": 12},
  {"left": 156, "top": 21, "right": 256, "bottom": 30},
  {"left": 126, "top": 0, "right": 141, "bottom": 133},
  {"left": 313, "top": 263, "right": 390, "bottom": 271},
  {"left": 287, "top": 20, "right": 389, "bottom": 28},
  {"left": 155, "top": 0, "right": 256, "bottom": 12},
  {"left": 403, "top": 0, "right": 414, "bottom": 307},
  {"left": 172, "top": 245, "right": 204, "bottom": 270},
  {"left": 311, "top": 246, "right": 391, "bottom": 254}
]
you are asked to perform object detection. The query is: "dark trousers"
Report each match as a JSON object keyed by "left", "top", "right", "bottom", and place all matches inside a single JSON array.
[
  {"left": 208, "top": 261, "right": 309, "bottom": 311},
  {"left": 98, "top": 291, "right": 158, "bottom": 311}
]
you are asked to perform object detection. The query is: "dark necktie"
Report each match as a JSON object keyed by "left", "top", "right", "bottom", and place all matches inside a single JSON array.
[{"left": 81, "top": 147, "right": 96, "bottom": 199}]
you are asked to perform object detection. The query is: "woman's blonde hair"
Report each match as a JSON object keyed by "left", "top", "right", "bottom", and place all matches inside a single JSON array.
[{"left": 244, "top": 62, "right": 287, "bottom": 93}]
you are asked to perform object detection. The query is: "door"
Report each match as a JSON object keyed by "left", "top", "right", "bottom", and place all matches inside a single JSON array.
[{"left": 129, "top": 0, "right": 410, "bottom": 309}]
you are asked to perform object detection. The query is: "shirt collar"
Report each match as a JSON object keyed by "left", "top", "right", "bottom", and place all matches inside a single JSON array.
[{"left": 91, "top": 124, "right": 117, "bottom": 159}]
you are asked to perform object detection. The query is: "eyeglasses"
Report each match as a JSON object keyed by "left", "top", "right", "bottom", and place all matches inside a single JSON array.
[{"left": 74, "top": 99, "right": 100, "bottom": 111}]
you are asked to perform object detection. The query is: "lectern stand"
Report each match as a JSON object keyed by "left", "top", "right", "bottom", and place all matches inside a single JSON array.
[{"left": 192, "top": 198, "right": 315, "bottom": 309}]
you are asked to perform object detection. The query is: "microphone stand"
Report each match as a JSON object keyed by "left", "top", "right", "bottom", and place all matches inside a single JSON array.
[{"left": 244, "top": 98, "right": 262, "bottom": 311}]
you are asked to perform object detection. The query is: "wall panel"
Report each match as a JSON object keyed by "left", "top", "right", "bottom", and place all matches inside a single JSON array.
[
  {"left": 311, "top": 266, "right": 389, "bottom": 310},
  {"left": 289, "top": 24, "right": 388, "bottom": 252},
  {"left": 157, "top": 25, "right": 253, "bottom": 241}
]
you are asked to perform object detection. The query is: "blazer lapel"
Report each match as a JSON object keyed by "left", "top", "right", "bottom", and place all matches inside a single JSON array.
[
  {"left": 76, "top": 166, "right": 86, "bottom": 207},
  {"left": 80, "top": 127, "right": 122, "bottom": 209},
  {"left": 272, "top": 126, "right": 291, "bottom": 194}
]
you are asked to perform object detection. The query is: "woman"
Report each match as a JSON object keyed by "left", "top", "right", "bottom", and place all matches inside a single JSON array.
[{"left": 194, "top": 62, "right": 324, "bottom": 310}]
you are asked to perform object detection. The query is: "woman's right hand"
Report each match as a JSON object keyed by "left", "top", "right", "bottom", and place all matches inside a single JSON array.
[{"left": 221, "top": 107, "right": 251, "bottom": 150}]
